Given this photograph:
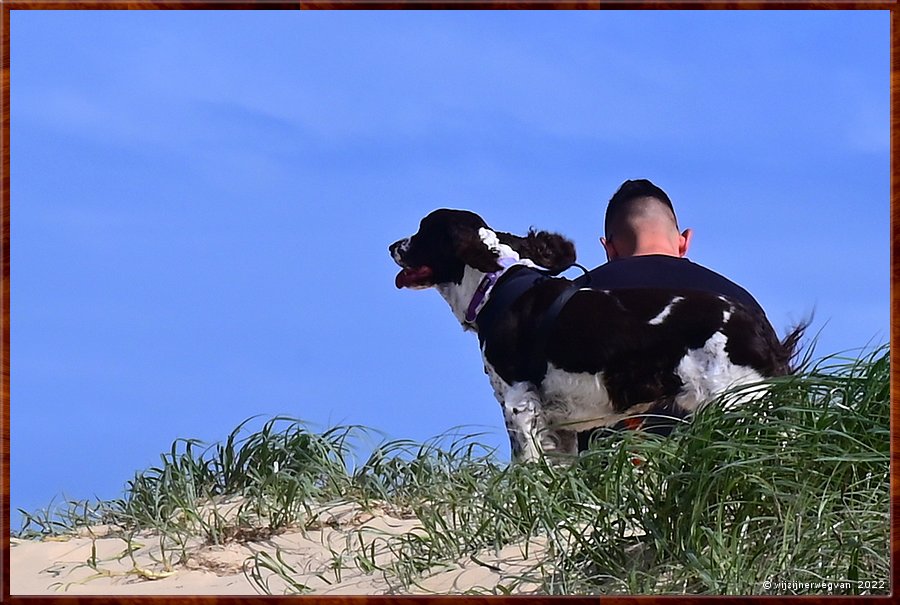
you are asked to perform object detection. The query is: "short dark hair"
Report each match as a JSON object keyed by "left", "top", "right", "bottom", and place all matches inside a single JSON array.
[{"left": 604, "top": 179, "right": 677, "bottom": 237}]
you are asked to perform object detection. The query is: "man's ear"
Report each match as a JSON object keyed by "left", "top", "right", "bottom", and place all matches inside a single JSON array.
[
  {"left": 678, "top": 228, "right": 694, "bottom": 257},
  {"left": 601, "top": 236, "right": 619, "bottom": 261}
]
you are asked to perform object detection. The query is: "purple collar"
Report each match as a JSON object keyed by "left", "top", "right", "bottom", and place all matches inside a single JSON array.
[{"left": 464, "top": 258, "right": 518, "bottom": 324}]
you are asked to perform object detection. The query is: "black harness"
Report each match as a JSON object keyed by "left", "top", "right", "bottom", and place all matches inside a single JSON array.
[{"left": 474, "top": 265, "right": 588, "bottom": 383}]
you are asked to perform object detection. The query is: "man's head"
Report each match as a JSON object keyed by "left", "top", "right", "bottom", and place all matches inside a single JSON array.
[{"left": 601, "top": 179, "right": 693, "bottom": 260}]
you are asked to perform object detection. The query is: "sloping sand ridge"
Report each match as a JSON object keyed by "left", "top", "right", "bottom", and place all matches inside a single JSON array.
[{"left": 11, "top": 498, "right": 549, "bottom": 595}]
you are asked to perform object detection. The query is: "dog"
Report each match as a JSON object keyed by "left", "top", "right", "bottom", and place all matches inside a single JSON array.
[{"left": 390, "top": 209, "right": 804, "bottom": 462}]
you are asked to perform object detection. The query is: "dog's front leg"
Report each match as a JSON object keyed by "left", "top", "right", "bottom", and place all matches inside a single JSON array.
[{"left": 502, "top": 382, "right": 548, "bottom": 463}]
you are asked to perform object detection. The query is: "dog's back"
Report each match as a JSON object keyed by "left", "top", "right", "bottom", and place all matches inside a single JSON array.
[{"left": 481, "top": 279, "right": 802, "bottom": 443}]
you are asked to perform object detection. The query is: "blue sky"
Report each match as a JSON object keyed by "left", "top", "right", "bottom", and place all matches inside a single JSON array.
[{"left": 10, "top": 10, "right": 889, "bottom": 522}]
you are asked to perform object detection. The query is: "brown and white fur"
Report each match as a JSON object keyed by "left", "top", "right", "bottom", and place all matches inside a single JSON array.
[{"left": 390, "top": 209, "right": 803, "bottom": 462}]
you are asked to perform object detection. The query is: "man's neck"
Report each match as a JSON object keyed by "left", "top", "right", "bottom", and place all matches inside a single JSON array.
[
  {"left": 630, "top": 248, "right": 681, "bottom": 257},
  {"left": 621, "top": 238, "right": 682, "bottom": 257}
]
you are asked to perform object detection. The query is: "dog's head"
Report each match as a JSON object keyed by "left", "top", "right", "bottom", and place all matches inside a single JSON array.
[{"left": 390, "top": 208, "right": 576, "bottom": 289}]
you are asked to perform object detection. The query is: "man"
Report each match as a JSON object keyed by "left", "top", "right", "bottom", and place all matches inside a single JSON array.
[
  {"left": 574, "top": 178, "right": 766, "bottom": 316},
  {"left": 572, "top": 179, "right": 784, "bottom": 442}
]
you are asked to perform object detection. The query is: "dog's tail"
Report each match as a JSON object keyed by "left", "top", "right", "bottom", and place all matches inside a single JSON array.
[{"left": 778, "top": 318, "right": 811, "bottom": 375}]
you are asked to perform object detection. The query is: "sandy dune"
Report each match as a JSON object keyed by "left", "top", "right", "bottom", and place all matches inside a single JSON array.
[{"left": 11, "top": 500, "right": 547, "bottom": 595}]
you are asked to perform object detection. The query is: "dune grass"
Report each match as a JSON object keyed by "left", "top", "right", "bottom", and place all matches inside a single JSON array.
[{"left": 15, "top": 345, "right": 890, "bottom": 595}]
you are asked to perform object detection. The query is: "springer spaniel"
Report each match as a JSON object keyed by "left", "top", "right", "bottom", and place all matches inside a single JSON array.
[{"left": 389, "top": 209, "right": 803, "bottom": 462}]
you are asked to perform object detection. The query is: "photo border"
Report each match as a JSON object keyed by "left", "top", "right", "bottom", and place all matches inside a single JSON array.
[{"left": 1, "top": 2, "right": 894, "bottom": 602}]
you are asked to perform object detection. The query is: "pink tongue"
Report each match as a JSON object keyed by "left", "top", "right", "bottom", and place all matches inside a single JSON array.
[{"left": 395, "top": 266, "right": 433, "bottom": 288}]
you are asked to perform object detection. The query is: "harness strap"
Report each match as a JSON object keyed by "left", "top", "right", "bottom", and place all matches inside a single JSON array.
[
  {"left": 474, "top": 267, "right": 550, "bottom": 340},
  {"left": 526, "top": 283, "right": 582, "bottom": 382},
  {"left": 475, "top": 266, "right": 586, "bottom": 384}
]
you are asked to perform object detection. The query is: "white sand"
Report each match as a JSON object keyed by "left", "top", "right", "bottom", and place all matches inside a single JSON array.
[{"left": 11, "top": 500, "right": 548, "bottom": 595}]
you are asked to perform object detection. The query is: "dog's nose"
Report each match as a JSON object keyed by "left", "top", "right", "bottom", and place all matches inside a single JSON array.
[{"left": 390, "top": 238, "right": 409, "bottom": 263}]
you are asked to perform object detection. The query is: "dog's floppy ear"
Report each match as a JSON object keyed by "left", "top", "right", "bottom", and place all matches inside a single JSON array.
[
  {"left": 509, "top": 229, "right": 577, "bottom": 275},
  {"left": 450, "top": 224, "right": 502, "bottom": 274}
]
